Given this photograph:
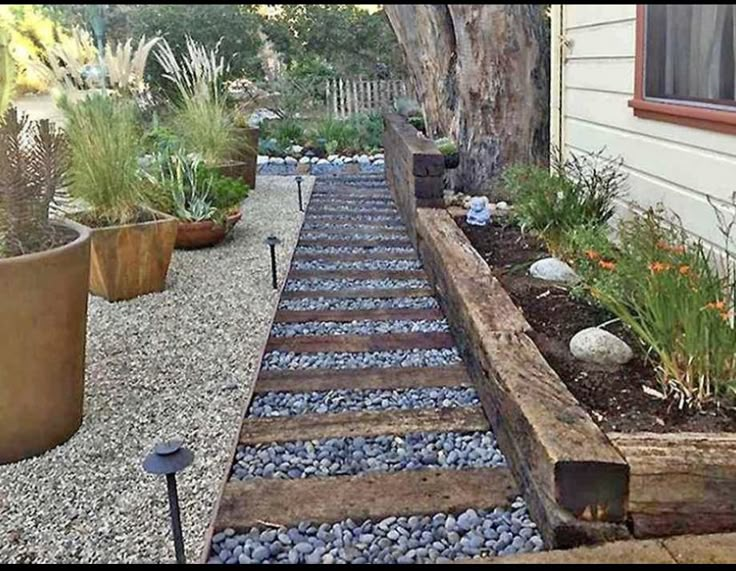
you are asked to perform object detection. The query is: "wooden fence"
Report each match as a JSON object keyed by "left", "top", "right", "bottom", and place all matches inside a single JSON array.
[{"left": 326, "top": 78, "right": 409, "bottom": 118}]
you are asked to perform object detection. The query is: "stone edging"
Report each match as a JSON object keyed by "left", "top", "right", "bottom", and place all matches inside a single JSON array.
[{"left": 257, "top": 153, "right": 385, "bottom": 176}]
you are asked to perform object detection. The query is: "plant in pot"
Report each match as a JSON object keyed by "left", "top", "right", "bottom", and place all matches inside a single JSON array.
[
  {"left": 0, "top": 101, "right": 92, "bottom": 462},
  {"left": 435, "top": 136, "right": 459, "bottom": 169},
  {"left": 61, "top": 92, "right": 177, "bottom": 301},
  {"left": 155, "top": 37, "right": 247, "bottom": 184},
  {"left": 142, "top": 145, "right": 249, "bottom": 250}
]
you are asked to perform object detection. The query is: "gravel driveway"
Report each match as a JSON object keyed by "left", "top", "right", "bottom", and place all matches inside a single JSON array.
[{"left": 0, "top": 176, "right": 313, "bottom": 563}]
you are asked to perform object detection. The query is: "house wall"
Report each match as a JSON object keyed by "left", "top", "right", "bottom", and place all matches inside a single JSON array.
[{"left": 551, "top": 4, "right": 736, "bottom": 252}]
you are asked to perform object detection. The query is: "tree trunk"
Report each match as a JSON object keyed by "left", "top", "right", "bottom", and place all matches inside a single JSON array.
[{"left": 385, "top": 5, "right": 549, "bottom": 194}]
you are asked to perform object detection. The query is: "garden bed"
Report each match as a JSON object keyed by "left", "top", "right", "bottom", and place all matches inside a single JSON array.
[{"left": 454, "top": 215, "right": 736, "bottom": 435}]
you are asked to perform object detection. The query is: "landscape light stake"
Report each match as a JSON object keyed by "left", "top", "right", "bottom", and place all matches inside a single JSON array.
[
  {"left": 295, "top": 175, "right": 304, "bottom": 212},
  {"left": 143, "top": 440, "right": 194, "bottom": 564},
  {"left": 266, "top": 236, "right": 281, "bottom": 290}
]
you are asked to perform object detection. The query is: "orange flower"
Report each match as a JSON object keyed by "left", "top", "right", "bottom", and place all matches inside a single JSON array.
[
  {"left": 721, "top": 310, "right": 733, "bottom": 322},
  {"left": 679, "top": 265, "right": 690, "bottom": 276},
  {"left": 648, "top": 261, "right": 672, "bottom": 273},
  {"left": 705, "top": 300, "right": 726, "bottom": 310},
  {"left": 585, "top": 250, "right": 601, "bottom": 261},
  {"left": 598, "top": 260, "right": 616, "bottom": 271},
  {"left": 656, "top": 240, "right": 686, "bottom": 254}
]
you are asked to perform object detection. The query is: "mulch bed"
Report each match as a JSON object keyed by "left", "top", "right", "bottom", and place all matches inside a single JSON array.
[{"left": 455, "top": 214, "right": 736, "bottom": 434}]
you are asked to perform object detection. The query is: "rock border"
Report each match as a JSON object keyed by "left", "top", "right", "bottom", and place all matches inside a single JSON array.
[
  {"left": 257, "top": 153, "right": 385, "bottom": 176},
  {"left": 384, "top": 114, "right": 736, "bottom": 547}
]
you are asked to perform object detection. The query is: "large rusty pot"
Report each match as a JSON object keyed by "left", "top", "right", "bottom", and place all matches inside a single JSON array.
[
  {"left": 87, "top": 212, "right": 178, "bottom": 302},
  {"left": 0, "top": 221, "right": 91, "bottom": 463}
]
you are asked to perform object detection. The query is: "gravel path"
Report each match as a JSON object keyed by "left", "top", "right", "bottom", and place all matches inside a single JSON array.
[
  {"left": 262, "top": 348, "right": 461, "bottom": 371},
  {"left": 230, "top": 431, "right": 506, "bottom": 481},
  {"left": 0, "top": 176, "right": 313, "bottom": 564},
  {"left": 208, "top": 502, "right": 542, "bottom": 564},
  {"left": 271, "top": 319, "right": 449, "bottom": 338},
  {"left": 249, "top": 386, "right": 477, "bottom": 416},
  {"left": 277, "top": 296, "right": 439, "bottom": 312}
]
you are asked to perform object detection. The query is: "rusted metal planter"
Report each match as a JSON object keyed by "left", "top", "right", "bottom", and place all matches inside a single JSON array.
[
  {"left": 233, "top": 126, "right": 259, "bottom": 189},
  {"left": 88, "top": 212, "right": 178, "bottom": 302},
  {"left": 175, "top": 211, "right": 243, "bottom": 250},
  {"left": 0, "top": 221, "right": 91, "bottom": 464}
]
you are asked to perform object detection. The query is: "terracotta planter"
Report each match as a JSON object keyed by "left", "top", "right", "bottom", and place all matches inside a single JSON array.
[
  {"left": 233, "top": 126, "right": 259, "bottom": 189},
  {"left": 175, "top": 211, "right": 243, "bottom": 250},
  {"left": 0, "top": 221, "right": 91, "bottom": 463},
  {"left": 88, "top": 212, "right": 178, "bottom": 302}
]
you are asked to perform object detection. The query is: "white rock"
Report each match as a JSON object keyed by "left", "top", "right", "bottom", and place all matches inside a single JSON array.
[
  {"left": 332, "top": 157, "right": 344, "bottom": 165},
  {"left": 341, "top": 156, "right": 354, "bottom": 163},
  {"left": 270, "top": 157, "right": 285, "bottom": 165},
  {"left": 372, "top": 153, "right": 385, "bottom": 161},
  {"left": 289, "top": 145, "right": 303, "bottom": 155},
  {"left": 496, "top": 201, "right": 510, "bottom": 210},
  {"left": 352, "top": 154, "right": 360, "bottom": 162},
  {"left": 299, "top": 156, "right": 311, "bottom": 164},
  {"left": 310, "top": 157, "right": 319, "bottom": 164},
  {"left": 285, "top": 156, "right": 298, "bottom": 165},
  {"left": 570, "top": 327, "right": 634, "bottom": 367},
  {"left": 327, "top": 154, "right": 339, "bottom": 162},
  {"left": 529, "top": 257, "right": 579, "bottom": 284},
  {"left": 316, "top": 158, "right": 330, "bottom": 165},
  {"left": 257, "top": 155, "right": 269, "bottom": 165},
  {"left": 358, "top": 154, "right": 371, "bottom": 164},
  {"left": 373, "top": 159, "right": 385, "bottom": 166}
]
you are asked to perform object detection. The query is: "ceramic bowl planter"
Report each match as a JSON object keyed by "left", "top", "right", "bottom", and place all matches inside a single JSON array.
[
  {"left": 87, "top": 211, "right": 178, "bottom": 302},
  {"left": 175, "top": 210, "right": 243, "bottom": 250},
  {"left": 233, "top": 126, "right": 259, "bottom": 189},
  {"left": 0, "top": 221, "right": 91, "bottom": 464}
]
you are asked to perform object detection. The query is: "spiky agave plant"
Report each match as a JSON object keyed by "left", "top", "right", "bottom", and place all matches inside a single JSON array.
[{"left": 0, "top": 107, "right": 68, "bottom": 258}]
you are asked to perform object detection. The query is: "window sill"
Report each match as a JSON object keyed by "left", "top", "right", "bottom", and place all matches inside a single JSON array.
[{"left": 629, "top": 98, "right": 736, "bottom": 135}]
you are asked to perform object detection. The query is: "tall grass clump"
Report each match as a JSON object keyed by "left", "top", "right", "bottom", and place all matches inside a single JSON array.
[
  {"left": 155, "top": 36, "right": 236, "bottom": 164},
  {"left": 61, "top": 93, "right": 143, "bottom": 225}
]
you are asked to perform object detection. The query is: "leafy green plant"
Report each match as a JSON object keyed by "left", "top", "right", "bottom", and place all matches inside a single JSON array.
[
  {"left": 407, "top": 115, "right": 425, "bottom": 133},
  {"left": 506, "top": 149, "right": 626, "bottom": 253},
  {"left": 61, "top": 92, "right": 143, "bottom": 225},
  {"left": 587, "top": 209, "right": 736, "bottom": 408},
  {"left": 200, "top": 165, "right": 249, "bottom": 212},
  {"left": 325, "top": 139, "right": 339, "bottom": 156},
  {"left": 0, "top": 107, "right": 67, "bottom": 257},
  {"left": 434, "top": 137, "right": 457, "bottom": 156},
  {"left": 155, "top": 36, "right": 236, "bottom": 164}
]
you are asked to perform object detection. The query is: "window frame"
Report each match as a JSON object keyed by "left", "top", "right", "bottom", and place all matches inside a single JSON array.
[{"left": 629, "top": 4, "right": 736, "bottom": 135}]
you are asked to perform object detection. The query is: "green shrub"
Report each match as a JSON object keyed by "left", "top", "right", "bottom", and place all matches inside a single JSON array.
[
  {"left": 506, "top": 149, "right": 626, "bottom": 252},
  {"left": 434, "top": 137, "right": 457, "bottom": 156},
  {"left": 200, "top": 165, "right": 249, "bottom": 212},
  {"left": 62, "top": 93, "right": 143, "bottom": 225}
]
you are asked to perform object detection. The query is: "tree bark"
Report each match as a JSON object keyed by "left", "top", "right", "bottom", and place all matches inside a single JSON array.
[{"left": 385, "top": 5, "right": 549, "bottom": 194}]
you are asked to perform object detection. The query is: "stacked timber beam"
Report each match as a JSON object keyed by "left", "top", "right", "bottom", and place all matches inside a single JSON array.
[{"left": 383, "top": 113, "right": 736, "bottom": 548}]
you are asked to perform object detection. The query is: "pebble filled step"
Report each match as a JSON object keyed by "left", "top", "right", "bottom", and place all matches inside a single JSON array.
[{"left": 204, "top": 174, "right": 542, "bottom": 564}]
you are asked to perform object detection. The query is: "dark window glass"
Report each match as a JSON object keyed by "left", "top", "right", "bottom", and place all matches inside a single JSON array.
[{"left": 645, "top": 5, "right": 736, "bottom": 108}]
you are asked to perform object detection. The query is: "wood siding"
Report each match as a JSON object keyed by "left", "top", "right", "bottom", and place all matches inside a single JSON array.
[{"left": 552, "top": 5, "right": 736, "bottom": 252}]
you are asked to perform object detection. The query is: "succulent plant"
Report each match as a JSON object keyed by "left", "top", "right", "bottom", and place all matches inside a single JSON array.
[{"left": 0, "top": 107, "right": 68, "bottom": 257}]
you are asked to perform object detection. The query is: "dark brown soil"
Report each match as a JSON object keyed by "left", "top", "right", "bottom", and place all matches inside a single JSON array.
[
  {"left": 71, "top": 208, "right": 159, "bottom": 229},
  {"left": 0, "top": 224, "right": 78, "bottom": 259},
  {"left": 456, "top": 215, "right": 736, "bottom": 434}
]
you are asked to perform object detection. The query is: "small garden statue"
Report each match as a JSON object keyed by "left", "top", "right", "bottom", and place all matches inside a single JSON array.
[{"left": 466, "top": 196, "right": 491, "bottom": 226}]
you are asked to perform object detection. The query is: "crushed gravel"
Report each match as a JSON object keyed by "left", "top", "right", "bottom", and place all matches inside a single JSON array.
[
  {"left": 278, "top": 296, "right": 439, "bottom": 312},
  {"left": 0, "top": 176, "right": 313, "bottom": 564},
  {"left": 230, "top": 431, "right": 506, "bottom": 481},
  {"left": 248, "top": 386, "right": 479, "bottom": 417}
]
